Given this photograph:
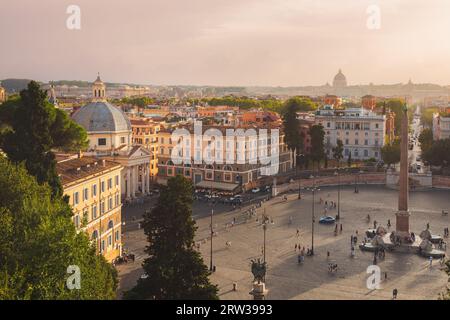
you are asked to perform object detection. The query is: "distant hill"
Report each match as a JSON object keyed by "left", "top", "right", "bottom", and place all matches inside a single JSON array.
[{"left": 1, "top": 79, "right": 38, "bottom": 93}]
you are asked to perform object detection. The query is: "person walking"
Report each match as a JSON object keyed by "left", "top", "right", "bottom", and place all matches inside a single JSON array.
[
  {"left": 340, "top": 224, "right": 343, "bottom": 233},
  {"left": 429, "top": 256, "right": 433, "bottom": 269},
  {"left": 393, "top": 288, "right": 398, "bottom": 299}
]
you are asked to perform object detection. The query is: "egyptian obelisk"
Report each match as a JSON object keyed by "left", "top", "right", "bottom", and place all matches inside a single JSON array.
[{"left": 396, "top": 104, "right": 410, "bottom": 237}]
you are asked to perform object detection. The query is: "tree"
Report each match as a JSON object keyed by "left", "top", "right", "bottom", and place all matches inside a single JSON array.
[
  {"left": 124, "top": 175, "right": 218, "bottom": 300},
  {"left": 381, "top": 140, "right": 401, "bottom": 167},
  {"left": 309, "top": 124, "right": 325, "bottom": 170},
  {"left": 332, "top": 139, "right": 344, "bottom": 167},
  {"left": 0, "top": 157, "right": 117, "bottom": 299},
  {"left": 418, "top": 128, "right": 433, "bottom": 153},
  {"left": 423, "top": 138, "right": 450, "bottom": 167},
  {"left": 282, "top": 99, "right": 302, "bottom": 161},
  {"left": 0, "top": 81, "right": 88, "bottom": 197}
]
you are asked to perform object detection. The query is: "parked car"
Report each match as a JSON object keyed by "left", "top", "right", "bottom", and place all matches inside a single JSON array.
[
  {"left": 251, "top": 188, "right": 260, "bottom": 193},
  {"left": 319, "top": 216, "right": 336, "bottom": 224}
]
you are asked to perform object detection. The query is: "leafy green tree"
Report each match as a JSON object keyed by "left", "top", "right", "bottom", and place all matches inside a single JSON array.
[
  {"left": 420, "top": 107, "right": 439, "bottom": 128},
  {"left": 332, "top": 139, "right": 344, "bottom": 167},
  {"left": 347, "top": 153, "right": 352, "bottom": 167},
  {"left": 0, "top": 81, "right": 88, "bottom": 197},
  {"left": 419, "top": 128, "right": 433, "bottom": 153},
  {"left": 423, "top": 138, "right": 450, "bottom": 167},
  {"left": 0, "top": 157, "right": 117, "bottom": 299},
  {"left": 309, "top": 124, "right": 325, "bottom": 170},
  {"left": 381, "top": 139, "right": 401, "bottom": 167},
  {"left": 124, "top": 175, "right": 218, "bottom": 300}
]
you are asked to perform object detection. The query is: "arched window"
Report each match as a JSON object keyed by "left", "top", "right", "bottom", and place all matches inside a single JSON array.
[
  {"left": 206, "top": 164, "right": 214, "bottom": 170},
  {"left": 224, "top": 165, "right": 233, "bottom": 171},
  {"left": 108, "top": 220, "right": 114, "bottom": 229},
  {"left": 91, "top": 230, "right": 98, "bottom": 240},
  {"left": 167, "top": 160, "right": 174, "bottom": 166}
]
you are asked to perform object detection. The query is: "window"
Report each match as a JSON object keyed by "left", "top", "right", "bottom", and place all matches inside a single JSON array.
[
  {"left": 98, "top": 138, "right": 107, "bottom": 146},
  {"left": 364, "top": 150, "right": 369, "bottom": 157},
  {"left": 83, "top": 208, "right": 89, "bottom": 224},
  {"left": 73, "top": 192, "right": 79, "bottom": 206},
  {"left": 92, "top": 204, "right": 97, "bottom": 220},
  {"left": 108, "top": 197, "right": 113, "bottom": 211},
  {"left": 74, "top": 215, "right": 80, "bottom": 228},
  {"left": 101, "top": 240, "right": 105, "bottom": 252},
  {"left": 375, "top": 123, "right": 379, "bottom": 129},
  {"left": 115, "top": 175, "right": 119, "bottom": 186},
  {"left": 100, "top": 201, "right": 105, "bottom": 214},
  {"left": 83, "top": 188, "right": 89, "bottom": 201},
  {"left": 108, "top": 178, "right": 112, "bottom": 189},
  {"left": 120, "top": 137, "right": 126, "bottom": 144},
  {"left": 108, "top": 235, "right": 112, "bottom": 246},
  {"left": 364, "top": 139, "right": 368, "bottom": 145},
  {"left": 92, "top": 184, "right": 97, "bottom": 197},
  {"left": 115, "top": 230, "right": 120, "bottom": 241},
  {"left": 101, "top": 181, "right": 105, "bottom": 193},
  {"left": 355, "top": 139, "right": 359, "bottom": 145}
]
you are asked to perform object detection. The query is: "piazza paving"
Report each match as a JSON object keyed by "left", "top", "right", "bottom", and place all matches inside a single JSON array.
[{"left": 117, "top": 185, "right": 450, "bottom": 300}]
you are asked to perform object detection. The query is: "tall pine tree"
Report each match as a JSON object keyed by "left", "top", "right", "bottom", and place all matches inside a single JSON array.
[{"left": 124, "top": 175, "right": 218, "bottom": 300}]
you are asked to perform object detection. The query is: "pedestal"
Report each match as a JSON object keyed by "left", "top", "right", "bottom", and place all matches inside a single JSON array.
[
  {"left": 396, "top": 210, "right": 410, "bottom": 237},
  {"left": 249, "top": 282, "right": 267, "bottom": 300}
]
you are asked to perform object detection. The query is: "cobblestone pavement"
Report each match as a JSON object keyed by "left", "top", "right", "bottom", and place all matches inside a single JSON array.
[{"left": 117, "top": 185, "right": 450, "bottom": 300}]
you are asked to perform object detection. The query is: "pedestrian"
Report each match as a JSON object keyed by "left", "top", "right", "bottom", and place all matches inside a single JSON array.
[
  {"left": 340, "top": 224, "right": 343, "bottom": 233},
  {"left": 350, "top": 235, "right": 354, "bottom": 245},
  {"left": 387, "top": 219, "right": 391, "bottom": 228},
  {"left": 296, "top": 229, "right": 300, "bottom": 237},
  {"left": 427, "top": 222, "right": 430, "bottom": 230},
  {"left": 385, "top": 272, "right": 388, "bottom": 281},
  {"left": 356, "top": 230, "right": 358, "bottom": 235},
  {"left": 373, "top": 220, "right": 377, "bottom": 229},
  {"left": 429, "top": 256, "right": 433, "bottom": 268},
  {"left": 393, "top": 288, "right": 398, "bottom": 299},
  {"left": 327, "top": 251, "right": 330, "bottom": 258}
]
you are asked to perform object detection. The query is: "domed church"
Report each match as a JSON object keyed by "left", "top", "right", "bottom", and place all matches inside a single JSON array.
[
  {"left": 332, "top": 69, "right": 347, "bottom": 88},
  {"left": 72, "top": 74, "right": 151, "bottom": 200}
]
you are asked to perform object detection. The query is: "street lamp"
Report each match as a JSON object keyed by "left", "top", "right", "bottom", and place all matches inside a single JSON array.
[
  {"left": 210, "top": 208, "right": 214, "bottom": 272},
  {"left": 334, "top": 169, "right": 341, "bottom": 220},
  {"left": 306, "top": 177, "right": 320, "bottom": 256}
]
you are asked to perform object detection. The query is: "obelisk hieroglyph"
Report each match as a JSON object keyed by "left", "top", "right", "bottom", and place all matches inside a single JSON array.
[{"left": 396, "top": 104, "right": 410, "bottom": 236}]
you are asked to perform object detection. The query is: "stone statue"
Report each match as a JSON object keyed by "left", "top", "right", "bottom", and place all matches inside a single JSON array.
[{"left": 251, "top": 258, "right": 267, "bottom": 284}]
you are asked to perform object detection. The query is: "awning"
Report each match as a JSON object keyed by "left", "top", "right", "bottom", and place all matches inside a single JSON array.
[{"left": 195, "top": 180, "right": 239, "bottom": 191}]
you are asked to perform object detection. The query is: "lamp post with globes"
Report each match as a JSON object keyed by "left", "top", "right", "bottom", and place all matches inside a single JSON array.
[
  {"left": 334, "top": 169, "right": 341, "bottom": 220},
  {"left": 306, "top": 175, "right": 320, "bottom": 255}
]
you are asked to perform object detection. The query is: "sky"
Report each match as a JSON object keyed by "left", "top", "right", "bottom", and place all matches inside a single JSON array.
[{"left": 1, "top": 0, "right": 450, "bottom": 86}]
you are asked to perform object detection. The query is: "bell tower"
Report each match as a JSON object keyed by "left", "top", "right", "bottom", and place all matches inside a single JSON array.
[{"left": 92, "top": 73, "right": 106, "bottom": 102}]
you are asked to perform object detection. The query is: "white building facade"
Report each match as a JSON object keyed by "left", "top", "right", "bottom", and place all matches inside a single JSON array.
[
  {"left": 315, "top": 106, "right": 386, "bottom": 160},
  {"left": 433, "top": 113, "right": 450, "bottom": 140}
]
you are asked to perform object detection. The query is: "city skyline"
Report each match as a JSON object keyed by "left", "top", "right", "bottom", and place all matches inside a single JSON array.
[{"left": 2, "top": 0, "right": 450, "bottom": 86}]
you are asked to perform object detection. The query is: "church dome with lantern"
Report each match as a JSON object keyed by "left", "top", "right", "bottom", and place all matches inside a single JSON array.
[{"left": 333, "top": 69, "right": 348, "bottom": 88}]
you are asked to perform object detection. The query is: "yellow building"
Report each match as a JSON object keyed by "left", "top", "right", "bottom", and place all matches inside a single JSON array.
[
  {"left": 57, "top": 155, "right": 123, "bottom": 262},
  {"left": 130, "top": 118, "right": 160, "bottom": 181},
  {"left": 0, "top": 82, "right": 6, "bottom": 103}
]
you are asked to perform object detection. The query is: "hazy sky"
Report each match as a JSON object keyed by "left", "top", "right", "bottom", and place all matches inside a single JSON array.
[{"left": 2, "top": 0, "right": 450, "bottom": 86}]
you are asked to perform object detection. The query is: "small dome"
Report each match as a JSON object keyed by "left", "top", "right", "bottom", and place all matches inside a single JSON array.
[{"left": 72, "top": 101, "right": 131, "bottom": 133}]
